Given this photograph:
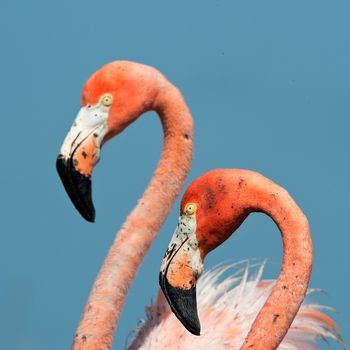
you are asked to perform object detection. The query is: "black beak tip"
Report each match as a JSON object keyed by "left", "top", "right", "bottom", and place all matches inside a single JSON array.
[
  {"left": 56, "top": 155, "right": 96, "bottom": 223},
  {"left": 186, "top": 319, "right": 201, "bottom": 336},
  {"left": 81, "top": 210, "right": 95, "bottom": 223},
  {"left": 159, "top": 273, "right": 201, "bottom": 336}
]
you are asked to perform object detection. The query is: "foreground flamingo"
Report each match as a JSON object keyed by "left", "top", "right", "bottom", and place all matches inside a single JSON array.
[
  {"left": 154, "top": 169, "right": 344, "bottom": 349},
  {"left": 57, "top": 61, "right": 343, "bottom": 349}
]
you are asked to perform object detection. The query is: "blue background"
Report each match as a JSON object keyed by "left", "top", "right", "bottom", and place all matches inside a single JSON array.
[{"left": 1, "top": 1, "right": 349, "bottom": 348}]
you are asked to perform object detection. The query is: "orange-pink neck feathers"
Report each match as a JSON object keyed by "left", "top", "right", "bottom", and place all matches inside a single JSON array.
[{"left": 181, "top": 169, "right": 312, "bottom": 349}]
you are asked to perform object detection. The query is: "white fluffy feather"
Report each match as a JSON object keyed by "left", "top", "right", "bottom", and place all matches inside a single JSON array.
[{"left": 127, "top": 260, "right": 345, "bottom": 350}]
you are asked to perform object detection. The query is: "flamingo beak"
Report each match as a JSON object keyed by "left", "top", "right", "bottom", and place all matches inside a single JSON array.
[
  {"left": 159, "top": 215, "right": 203, "bottom": 335},
  {"left": 56, "top": 105, "right": 109, "bottom": 222}
]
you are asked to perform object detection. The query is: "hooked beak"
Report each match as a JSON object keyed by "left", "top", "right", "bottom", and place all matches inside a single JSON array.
[
  {"left": 159, "top": 215, "right": 203, "bottom": 335},
  {"left": 56, "top": 105, "right": 109, "bottom": 222}
]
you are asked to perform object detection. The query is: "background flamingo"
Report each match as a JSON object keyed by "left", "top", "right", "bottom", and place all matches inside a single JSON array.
[
  {"left": 57, "top": 63, "right": 344, "bottom": 349},
  {"left": 57, "top": 61, "right": 194, "bottom": 349}
]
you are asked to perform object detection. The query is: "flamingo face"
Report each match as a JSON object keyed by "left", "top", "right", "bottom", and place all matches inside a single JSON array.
[
  {"left": 56, "top": 95, "right": 112, "bottom": 222},
  {"left": 159, "top": 204, "right": 203, "bottom": 335},
  {"left": 159, "top": 170, "right": 250, "bottom": 335},
  {"left": 56, "top": 61, "right": 161, "bottom": 222}
]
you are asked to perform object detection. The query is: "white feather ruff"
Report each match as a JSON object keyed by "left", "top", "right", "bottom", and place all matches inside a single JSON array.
[{"left": 127, "top": 260, "right": 345, "bottom": 350}]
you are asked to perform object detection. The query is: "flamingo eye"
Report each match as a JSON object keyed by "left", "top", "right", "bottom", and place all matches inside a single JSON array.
[
  {"left": 184, "top": 203, "right": 196, "bottom": 216},
  {"left": 101, "top": 94, "right": 113, "bottom": 107}
]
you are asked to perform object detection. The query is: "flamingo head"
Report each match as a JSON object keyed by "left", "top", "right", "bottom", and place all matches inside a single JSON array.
[
  {"left": 56, "top": 61, "right": 162, "bottom": 222},
  {"left": 159, "top": 169, "right": 249, "bottom": 335}
]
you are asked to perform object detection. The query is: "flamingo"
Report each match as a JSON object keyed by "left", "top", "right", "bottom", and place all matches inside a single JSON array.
[
  {"left": 57, "top": 61, "right": 193, "bottom": 349},
  {"left": 153, "top": 169, "right": 344, "bottom": 349},
  {"left": 56, "top": 61, "right": 343, "bottom": 349}
]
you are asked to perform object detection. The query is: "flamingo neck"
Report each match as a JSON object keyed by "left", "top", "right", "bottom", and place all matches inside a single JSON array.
[
  {"left": 72, "top": 81, "right": 193, "bottom": 349},
  {"left": 239, "top": 172, "right": 313, "bottom": 349}
]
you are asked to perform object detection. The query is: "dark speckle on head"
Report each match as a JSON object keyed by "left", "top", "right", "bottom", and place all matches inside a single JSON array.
[
  {"left": 183, "top": 133, "right": 190, "bottom": 140},
  {"left": 235, "top": 177, "right": 246, "bottom": 199},
  {"left": 203, "top": 185, "right": 216, "bottom": 209},
  {"left": 216, "top": 177, "right": 228, "bottom": 194},
  {"left": 201, "top": 236, "right": 208, "bottom": 245}
]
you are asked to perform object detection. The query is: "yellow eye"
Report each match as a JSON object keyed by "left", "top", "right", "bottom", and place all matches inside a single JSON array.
[
  {"left": 184, "top": 203, "right": 197, "bottom": 216},
  {"left": 101, "top": 94, "right": 113, "bottom": 107}
]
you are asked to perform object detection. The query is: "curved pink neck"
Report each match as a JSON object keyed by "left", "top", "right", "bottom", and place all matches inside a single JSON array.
[
  {"left": 239, "top": 172, "right": 313, "bottom": 349},
  {"left": 72, "top": 82, "right": 193, "bottom": 349}
]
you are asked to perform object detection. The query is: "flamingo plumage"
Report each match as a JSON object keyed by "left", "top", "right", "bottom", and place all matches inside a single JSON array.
[
  {"left": 129, "top": 261, "right": 343, "bottom": 350},
  {"left": 56, "top": 61, "right": 344, "bottom": 349}
]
